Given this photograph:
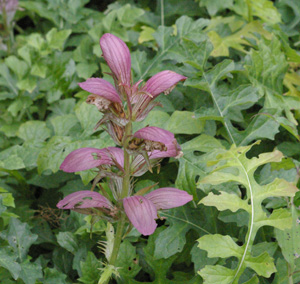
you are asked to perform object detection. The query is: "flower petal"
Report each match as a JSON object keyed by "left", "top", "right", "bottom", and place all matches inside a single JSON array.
[
  {"left": 123, "top": 196, "right": 157, "bottom": 236},
  {"left": 143, "top": 70, "right": 187, "bottom": 98},
  {"left": 57, "top": 190, "right": 112, "bottom": 210},
  {"left": 78, "top": 78, "right": 121, "bottom": 103},
  {"left": 100, "top": 33, "right": 131, "bottom": 86},
  {"left": 60, "top": 147, "right": 124, "bottom": 173},
  {"left": 145, "top": 188, "right": 193, "bottom": 210},
  {"left": 133, "top": 126, "right": 174, "bottom": 145}
]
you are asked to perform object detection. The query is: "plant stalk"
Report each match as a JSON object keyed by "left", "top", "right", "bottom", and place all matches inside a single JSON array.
[{"left": 103, "top": 122, "right": 132, "bottom": 283}]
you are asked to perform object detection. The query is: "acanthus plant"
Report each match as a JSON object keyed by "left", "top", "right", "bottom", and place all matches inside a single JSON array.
[{"left": 56, "top": 33, "right": 192, "bottom": 283}]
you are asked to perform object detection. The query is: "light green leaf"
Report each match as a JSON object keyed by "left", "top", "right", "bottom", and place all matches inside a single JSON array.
[
  {"left": 5, "top": 56, "right": 28, "bottom": 80},
  {"left": 17, "top": 121, "right": 51, "bottom": 142},
  {"left": 198, "top": 0, "right": 233, "bottom": 16},
  {"left": 117, "top": 4, "right": 144, "bottom": 28},
  {"left": 245, "top": 252, "right": 276, "bottom": 277},
  {"left": 43, "top": 268, "right": 67, "bottom": 284},
  {"left": 165, "top": 111, "right": 204, "bottom": 134},
  {"left": 46, "top": 28, "right": 72, "bottom": 50},
  {"left": 0, "top": 187, "right": 15, "bottom": 207},
  {"left": 199, "top": 265, "right": 235, "bottom": 284},
  {"left": 16, "top": 76, "right": 37, "bottom": 93},
  {"left": 76, "top": 62, "right": 98, "bottom": 79},
  {"left": 31, "top": 63, "right": 47, "bottom": 78},
  {"left": 198, "top": 234, "right": 243, "bottom": 258},
  {"left": 78, "top": 252, "right": 101, "bottom": 284},
  {"left": 50, "top": 114, "right": 78, "bottom": 136},
  {"left": 200, "top": 191, "right": 250, "bottom": 213}
]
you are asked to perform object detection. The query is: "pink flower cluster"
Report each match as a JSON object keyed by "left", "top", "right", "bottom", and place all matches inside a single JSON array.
[{"left": 57, "top": 34, "right": 192, "bottom": 235}]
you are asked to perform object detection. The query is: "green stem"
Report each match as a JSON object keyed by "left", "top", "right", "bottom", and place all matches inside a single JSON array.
[
  {"left": 246, "top": 0, "right": 253, "bottom": 22},
  {"left": 102, "top": 122, "right": 132, "bottom": 283}
]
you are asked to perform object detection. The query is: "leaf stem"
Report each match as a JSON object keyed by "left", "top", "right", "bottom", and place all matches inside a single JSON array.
[{"left": 246, "top": 0, "right": 253, "bottom": 22}]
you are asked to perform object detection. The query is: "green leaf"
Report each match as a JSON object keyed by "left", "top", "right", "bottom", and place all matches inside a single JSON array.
[
  {"left": 78, "top": 252, "right": 100, "bottom": 284},
  {"left": 43, "top": 268, "right": 67, "bottom": 284},
  {"left": 0, "top": 218, "right": 38, "bottom": 261},
  {"left": 76, "top": 62, "right": 98, "bottom": 79},
  {"left": 117, "top": 4, "right": 144, "bottom": 28},
  {"left": 46, "top": 28, "right": 72, "bottom": 50},
  {"left": 0, "top": 188, "right": 15, "bottom": 207},
  {"left": 115, "top": 240, "right": 141, "bottom": 279},
  {"left": 0, "top": 247, "right": 21, "bottom": 280},
  {"left": 8, "top": 97, "right": 32, "bottom": 117},
  {"left": 56, "top": 232, "right": 78, "bottom": 254},
  {"left": 16, "top": 76, "right": 37, "bottom": 93},
  {"left": 165, "top": 111, "right": 204, "bottom": 134},
  {"left": 17, "top": 121, "right": 51, "bottom": 142},
  {"left": 50, "top": 114, "right": 79, "bottom": 136},
  {"left": 199, "top": 265, "right": 235, "bottom": 284},
  {"left": 30, "top": 63, "right": 47, "bottom": 78},
  {"left": 198, "top": 0, "right": 233, "bottom": 16},
  {"left": 198, "top": 234, "right": 243, "bottom": 258},
  {"left": 19, "top": 259, "right": 43, "bottom": 284},
  {"left": 200, "top": 191, "right": 250, "bottom": 213},
  {"left": 5, "top": 56, "right": 28, "bottom": 80},
  {"left": 245, "top": 252, "right": 276, "bottom": 277},
  {"left": 275, "top": 206, "right": 300, "bottom": 272}
]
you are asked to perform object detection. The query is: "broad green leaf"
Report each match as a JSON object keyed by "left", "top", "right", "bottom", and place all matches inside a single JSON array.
[
  {"left": 17, "top": 121, "right": 51, "bottom": 142},
  {"left": 43, "top": 268, "right": 67, "bottom": 284},
  {"left": 0, "top": 247, "right": 21, "bottom": 280},
  {"left": 30, "top": 63, "right": 47, "bottom": 78},
  {"left": 50, "top": 114, "right": 79, "bottom": 136},
  {"left": 138, "top": 26, "right": 155, "bottom": 44},
  {"left": 165, "top": 111, "right": 204, "bottom": 134},
  {"left": 46, "top": 28, "right": 72, "bottom": 50},
  {"left": 198, "top": 234, "right": 243, "bottom": 258},
  {"left": 199, "top": 265, "right": 235, "bottom": 284},
  {"left": 0, "top": 188, "right": 15, "bottom": 208},
  {"left": 197, "top": 0, "right": 233, "bottom": 16},
  {"left": 16, "top": 76, "right": 37, "bottom": 93},
  {"left": 117, "top": 4, "right": 144, "bottom": 27},
  {"left": 245, "top": 252, "right": 276, "bottom": 277},
  {"left": 0, "top": 218, "right": 38, "bottom": 261},
  {"left": 8, "top": 97, "right": 32, "bottom": 117},
  {"left": 5, "top": 56, "right": 28, "bottom": 80},
  {"left": 78, "top": 252, "right": 100, "bottom": 284},
  {"left": 19, "top": 259, "right": 43, "bottom": 284},
  {"left": 76, "top": 62, "right": 98, "bottom": 79},
  {"left": 56, "top": 232, "right": 78, "bottom": 254},
  {"left": 116, "top": 240, "right": 141, "bottom": 279},
  {"left": 0, "top": 146, "right": 25, "bottom": 170}
]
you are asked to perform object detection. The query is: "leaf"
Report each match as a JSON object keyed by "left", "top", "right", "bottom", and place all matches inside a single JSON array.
[
  {"left": 0, "top": 247, "right": 21, "bottom": 280},
  {"left": 165, "top": 111, "right": 204, "bottom": 134},
  {"left": 199, "top": 265, "right": 235, "bottom": 284},
  {"left": 115, "top": 240, "right": 141, "bottom": 279},
  {"left": 76, "top": 62, "right": 98, "bottom": 79},
  {"left": 56, "top": 232, "right": 78, "bottom": 254},
  {"left": 198, "top": 234, "right": 243, "bottom": 258},
  {"left": 19, "top": 259, "right": 43, "bottom": 284},
  {"left": 0, "top": 187, "right": 15, "bottom": 207},
  {"left": 43, "top": 268, "right": 67, "bottom": 284},
  {"left": 17, "top": 121, "right": 51, "bottom": 142},
  {"left": 5, "top": 56, "right": 28, "bottom": 80},
  {"left": 50, "top": 114, "right": 79, "bottom": 136},
  {"left": 198, "top": 0, "right": 233, "bottom": 16},
  {"left": 275, "top": 206, "right": 300, "bottom": 272},
  {"left": 154, "top": 206, "right": 213, "bottom": 259},
  {"left": 198, "top": 143, "right": 297, "bottom": 283},
  {"left": 117, "top": 4, "right": 144, "bottom": 28},
  {"left": 46, "top": 28, "right": 72, "bottom": 51},
  {"left": 78, "top": 252, "right": 101, "bottom": 284},
  {"left": 200, "top": 192, "right": 250, "bottom": 213},
  {"left": 0, "top": 218, "right": 38, "bottom": 262}
]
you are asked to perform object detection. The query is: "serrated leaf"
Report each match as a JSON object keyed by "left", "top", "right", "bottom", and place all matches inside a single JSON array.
[
  {"left": 0, "top": 247, "right": 21, "bottom": 280},
  {"left": 0, "top": 218, "right": 38, "bottom": 261},
  {"left": 200, "top": 191, "right": 250, "bottom": 213}
]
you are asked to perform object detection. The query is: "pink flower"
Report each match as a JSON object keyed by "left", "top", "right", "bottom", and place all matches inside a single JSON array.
[
  {"left": 78, "top": 33, "right": 186, "bottom": 124},
  {"left": 60, "top": 147, "right": 124, "bottom": 173},
  {"left": 57, "top": 188, "right": 193, "bottom": 236},
  {"left": 131, "top": 126, "right": 182, "bottom": 159}
]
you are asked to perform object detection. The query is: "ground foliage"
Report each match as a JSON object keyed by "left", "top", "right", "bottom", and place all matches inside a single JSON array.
[{"left": 0, "top": 0, "right": 300, "bottom": 283}]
